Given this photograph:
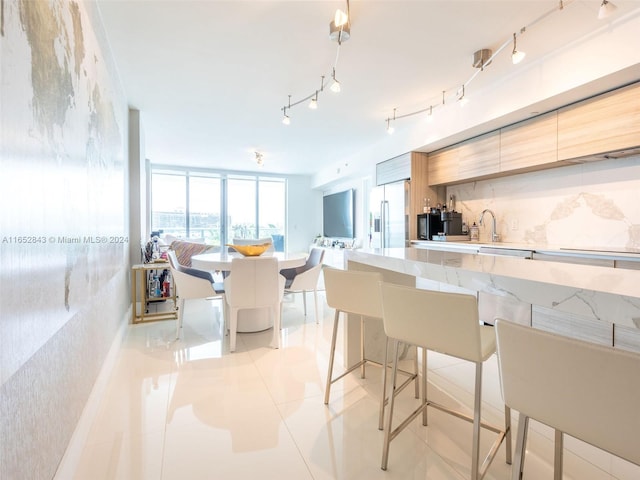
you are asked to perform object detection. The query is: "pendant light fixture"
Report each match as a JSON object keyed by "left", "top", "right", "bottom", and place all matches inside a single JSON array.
[
  {"left": 511, "top": 31, "right": 526, "bottom": 64},
  {"left": 598, "top": 0, "right": 617, "bottom": 19}
]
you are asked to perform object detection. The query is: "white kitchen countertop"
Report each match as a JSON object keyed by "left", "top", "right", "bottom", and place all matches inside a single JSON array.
[
  {"left": 410, "top": 240, "right": 640, "bottom": 261},
  {"left": 345, "top": 247, "right": 640, "bottom": 328}
]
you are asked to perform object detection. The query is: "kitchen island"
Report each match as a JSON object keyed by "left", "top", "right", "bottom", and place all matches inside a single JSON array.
[{"left": 341, "top": 247, "right": 640, "bottom": 367}]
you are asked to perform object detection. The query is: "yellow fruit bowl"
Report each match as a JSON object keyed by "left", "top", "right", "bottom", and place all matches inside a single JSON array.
[{"left": 226, "top": 243, "right": 271, "bottom": 256}]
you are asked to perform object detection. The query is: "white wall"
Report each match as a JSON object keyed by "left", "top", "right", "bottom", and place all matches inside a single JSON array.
[
  {"left": 0, "top": 2, "right": 130, "bottom": 479},
  {"left": 286, "top": 175, "right": 323, "bottom": 252}
]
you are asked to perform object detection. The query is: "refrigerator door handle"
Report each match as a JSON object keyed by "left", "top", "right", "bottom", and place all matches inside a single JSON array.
[{"left": 381, "top": 200, "right": 388, "bottom": 248}]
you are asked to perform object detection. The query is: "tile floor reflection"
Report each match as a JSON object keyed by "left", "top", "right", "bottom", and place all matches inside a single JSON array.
[{"left": 58, "top": 292, "right": 639, "bottom": 479}]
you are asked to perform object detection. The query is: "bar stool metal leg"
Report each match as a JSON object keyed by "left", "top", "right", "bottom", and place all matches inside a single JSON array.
[{"left": 324, "top": 309, "right": 342, "bottom": 405}]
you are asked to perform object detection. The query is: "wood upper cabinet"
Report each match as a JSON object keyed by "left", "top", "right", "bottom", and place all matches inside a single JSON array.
[
  {"left": 500, "top": 111, "right": 558, "bottom": 172},
  {"left": 557, "top": 82, "right": 640, "bottom": 161},
  {"left": 428, "top": 146, "right": 459, "bottom": 185},
  {"left": 458, "top": 131, "right": 500, "bottom": 179}
]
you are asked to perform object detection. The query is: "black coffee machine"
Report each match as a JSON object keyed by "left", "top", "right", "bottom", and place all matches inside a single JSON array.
[{"left": 440, "top": 209, "right": 463, "bottom": 236}]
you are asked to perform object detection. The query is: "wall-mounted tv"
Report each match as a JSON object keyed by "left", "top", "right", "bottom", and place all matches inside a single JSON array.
[{"left": 323, "top": 189, "right": 355, "bottom": 238}]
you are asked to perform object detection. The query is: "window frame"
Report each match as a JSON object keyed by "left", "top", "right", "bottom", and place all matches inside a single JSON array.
[{"left": 149, "top": 165, "right": 286, "bottom": 249}]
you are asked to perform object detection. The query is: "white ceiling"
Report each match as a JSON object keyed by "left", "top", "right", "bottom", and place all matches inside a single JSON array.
[{"left": 96, "top": 0, "right": 640, "bottom": 176}]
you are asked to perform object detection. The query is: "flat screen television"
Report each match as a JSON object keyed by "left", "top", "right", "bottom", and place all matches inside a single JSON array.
[{"left": 323, "top": 189, "right": 355, "bottom": 238}]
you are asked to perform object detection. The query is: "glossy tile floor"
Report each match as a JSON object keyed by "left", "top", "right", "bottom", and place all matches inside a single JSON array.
[{"left": 59, "top": 292, "right": 640, "bottom": 480}]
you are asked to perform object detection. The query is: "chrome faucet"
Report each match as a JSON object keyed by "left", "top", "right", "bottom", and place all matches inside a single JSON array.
[{"left": 478, "top": 209, "right": 500, "bottom": 242}]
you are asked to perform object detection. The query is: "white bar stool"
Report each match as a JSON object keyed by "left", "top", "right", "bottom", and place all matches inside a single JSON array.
[
  {"left": 495, "top": 319, "right": 640, "bottom": 480},
  {"left": 323, "top": 268, "right": 418, "bottom": 405},
  {"left": 379, "top": 282, "right": 512, "bottom": 479}
]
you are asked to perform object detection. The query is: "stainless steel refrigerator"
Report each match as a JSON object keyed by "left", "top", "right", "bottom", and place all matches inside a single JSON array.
[{"left": 369, "top": 180, "right": 410, "bottom": 248}]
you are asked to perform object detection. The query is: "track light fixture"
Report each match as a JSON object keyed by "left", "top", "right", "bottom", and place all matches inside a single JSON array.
[
  {"left": 382, "top": 0, "right": 619, "bottom": 132},
  {"left": 255, "top": 151, "right": 264, "bottom": 166},
  {"left": 598, "top": 0, "right": 617, "bottom": 19},
  {"left": 511, "top": 31, "right": 526, "bottom": 64},
  {"left": 281, "top": 1, "right": 350, "bottom": 124}
]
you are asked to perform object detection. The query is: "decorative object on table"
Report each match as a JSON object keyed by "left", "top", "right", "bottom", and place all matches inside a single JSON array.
[
  {"left": 143, "top": 230, "right": 163, "bottom": 263},
  {"left": 225, "top": 243, "right": 271, "bottom": 257}
]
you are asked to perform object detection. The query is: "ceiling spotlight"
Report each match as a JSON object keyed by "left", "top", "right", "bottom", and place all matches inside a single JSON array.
[
  {"left": 458, "top": 85, "right": 469, "bottom": 107},
  {"left": 330, "top": 0, "right": 351, "bottom": 43},
  {"left": 426, "top": 105, "right": 434, "bottom": 122},
  {"left": 334, "top": 8, "right": 348, "bottom": 27},
  {"left": 330, "top": 68, "right": 341, "bottom": 93},
  {"left": 386, "top": 108, "right": 397, "bottom": 134},
  {"left": 281, "top": 95, "right": 291, "bottom": 125},
  {"left": 511, "top": 33, "right": 526, "bottom": 65},
  {"left": 255, "top": 152, "right": 264, "bottom": 166},
  {"left": 598, "top": 0, "right": 617, "bottom": 19},
  {"left": 309, "top": 91, "right": 318, "bottom": 109},
  {"left": 386, "top": 119, "right": 395, "bottom": 135}
]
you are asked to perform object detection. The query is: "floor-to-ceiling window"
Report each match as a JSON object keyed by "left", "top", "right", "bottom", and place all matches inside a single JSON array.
[{"left": 150, "top": 167, "right": 286, "bottom": 250}]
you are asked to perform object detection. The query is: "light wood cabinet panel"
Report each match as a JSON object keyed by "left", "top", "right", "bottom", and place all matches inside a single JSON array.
[
  {"left": 458, "top": 131, "right": 500, "bottom": 179},
  {"left": 500, "top": 112, "right": 558, "bottom": 172},
  {"left": 409, "top": 152, "right": 443, "bottom": 240},
  {"left": 428, "top": 146, "right": 459, "bottom": 185},
  {"left": 558, "top": 82, "right": 640, "bottom": 161}
]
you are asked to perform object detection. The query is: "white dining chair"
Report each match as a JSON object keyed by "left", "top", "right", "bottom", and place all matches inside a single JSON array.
[
  {"left": 167, "top": 250, "right": 225, "bottom": 339},
  {"left": 223, "top": 256, "right": 285, "bottom": 352},
  {"left": 281, "top": 248, "right": 325, "bottom": 323},
  {"left": 495, "top": 319, "right": 640, "bottom": 480}
]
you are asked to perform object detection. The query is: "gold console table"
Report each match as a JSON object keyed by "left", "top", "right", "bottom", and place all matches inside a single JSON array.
[{"left": 132, "top": 262, "right": 177, "bottom": 323}]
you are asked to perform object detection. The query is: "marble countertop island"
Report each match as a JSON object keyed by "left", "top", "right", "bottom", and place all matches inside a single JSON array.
[
  {"left": 345, "top": 247, "right": 640, "bottom": 329},
  {"left": 410, "top": 239, "right": 640, "bottom": 261}
]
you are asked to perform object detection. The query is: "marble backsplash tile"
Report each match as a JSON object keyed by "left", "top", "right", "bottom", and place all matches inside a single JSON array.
[{"left": 448, "top": 155, "right": 640, "bottom": 249}]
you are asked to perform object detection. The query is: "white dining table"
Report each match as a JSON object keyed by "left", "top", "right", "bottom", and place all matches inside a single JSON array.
[
  {"left": 191, "top": 251, "right": 307, "bottom": 272},
  {"left": 190, "top": 251, "right": 308, "bottom": 333}
]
